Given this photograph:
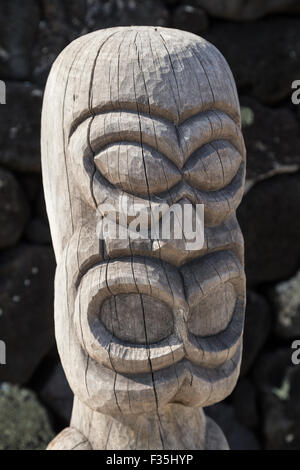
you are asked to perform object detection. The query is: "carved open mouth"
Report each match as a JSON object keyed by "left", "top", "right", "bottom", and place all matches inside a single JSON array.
[
  {"left": 73, "top": 251, "right": 245, "bottom": 376},
  {"left": 99, "top": 293, "right": 174, "bottom": 344}
]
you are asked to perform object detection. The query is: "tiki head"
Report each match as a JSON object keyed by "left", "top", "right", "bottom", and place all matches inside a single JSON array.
[{"left": 41, "top": 27, "right": 246, "bottom": 419}]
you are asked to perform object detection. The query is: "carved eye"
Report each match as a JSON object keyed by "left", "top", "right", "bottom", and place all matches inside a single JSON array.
[
  {"left": 183, "top": 140, "right": 242, "bottom": 191},
  {"left": 99, "top": 293, "right": 174, "bottom": 344},
  {"left": 94, "top": 143, "right": 181, "bottom": 196},
  {"left": 187, "top": 282, "right": 236, "bottom": 336}
]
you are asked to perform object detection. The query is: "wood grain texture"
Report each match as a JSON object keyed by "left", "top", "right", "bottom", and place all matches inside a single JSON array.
[{"left": 41, "top": 26, "right": 246, "bottom": 450}]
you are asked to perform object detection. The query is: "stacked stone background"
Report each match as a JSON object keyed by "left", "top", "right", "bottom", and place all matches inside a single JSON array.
[{"left": 0, "top": 0, "right": 300, "bottom": 450}]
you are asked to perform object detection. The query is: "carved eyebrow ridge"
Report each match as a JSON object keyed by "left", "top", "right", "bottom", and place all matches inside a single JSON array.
[{"left": 68, "top": 106, "right": 241, "bottom": 141}]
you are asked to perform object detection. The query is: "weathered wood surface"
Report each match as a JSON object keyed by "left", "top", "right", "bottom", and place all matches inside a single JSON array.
[{"left": 41, "top": 26, "right": 246, "bottom": 450}]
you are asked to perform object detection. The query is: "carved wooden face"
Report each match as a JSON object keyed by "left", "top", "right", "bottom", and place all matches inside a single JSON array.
[{"left": 42, "top": 27, "right": 246, "bottom": 415}]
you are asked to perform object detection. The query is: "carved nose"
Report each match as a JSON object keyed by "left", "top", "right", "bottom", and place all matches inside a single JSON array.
[{"left": 168, "top": 181, "right": 198, "bottom": 206}]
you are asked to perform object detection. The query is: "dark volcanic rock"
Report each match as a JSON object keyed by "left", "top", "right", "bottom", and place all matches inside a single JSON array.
[
  {"left": 196, "top": 0, "right": 300, "bottom": 20},
  {"left": 241, "top": 290, "right": 271, "bottom": 375},
  {"left": 254, "top": 349, "right": 300, "bottom": 450},
  {"left": 17, "top": 174, "right": 42, "bottom": 203},
  {"left": 240, "top": 97, "right": 300, "bottom": 187},
  {"left": 205, "top": 403, "right": 261, "bottom": 450},
  {"left": 0, "top": 168, "right": 30, "bottom": 249},
  {"left": 232, "top": 378, "right": 260, "bottom": 429},
  {"left": 39, "top": 362, "right": 73, "bottom": 423},
  {"left": 270, "top": 270, "right": 300, "bottom": 339},
  {"left": 0, "top": 0, "right": 40, "bottom": 80},
  {"left": 32, "top": 0, "right": 87, "bottom": 85},
  {"left": 205, "top": 18, "right": 300, "bottom": 104},
  {"left": 172, "top": 5, "right": 209, "bottom": 34},
  {"left": 238, "top": 173, "right": 300, "bottom": 285},
  {"left": 63, "top": 0, "right": 87, "bottom": 30},
  {"left": 86, "top": 0, "right": 169, "bottom": 31},
  {"left": 25, "top": 188, "right": 51, "bottom": 245},
  {"left": 25, "top": 218, "right": 52, "bottom": 245},
  {"left": 0, "top": 383, "right": 54, "bottom": 450},
  {"left": 0, "top": 82, "right": 43, "bottom": 173},
  {"left": 0, "top": 244, "right": 55, "bottom": 383},
  {"left": 35, "top": 189, "right": 49, "bottom": 224}
]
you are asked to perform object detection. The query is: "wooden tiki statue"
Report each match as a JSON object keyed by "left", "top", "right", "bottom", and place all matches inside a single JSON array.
[{"left": 41, "top": 26, "right": 246, "bottom": 450}]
